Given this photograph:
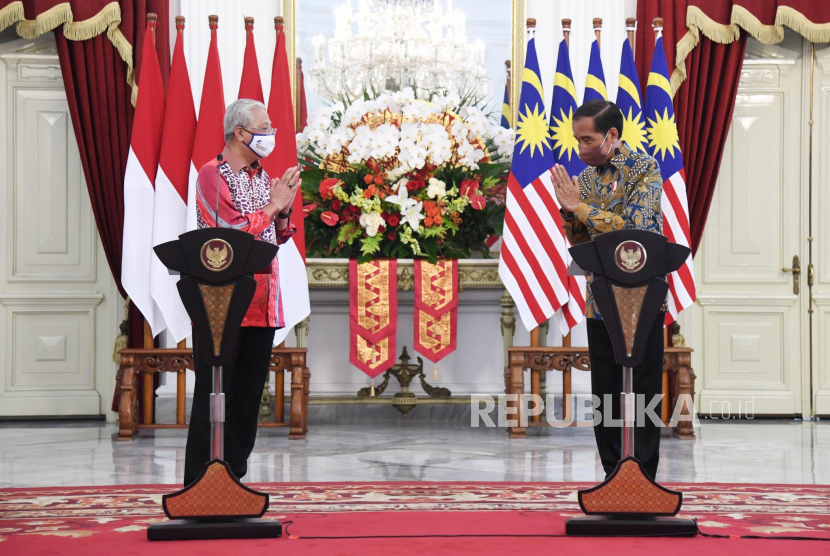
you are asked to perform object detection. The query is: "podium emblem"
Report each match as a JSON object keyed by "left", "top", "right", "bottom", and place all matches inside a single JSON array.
[
  {"left": 614, "top": 241, "right": 646, "bottom": 273},
  {"left": 201, "top": 239, "right": 234, "bottom": 272}
]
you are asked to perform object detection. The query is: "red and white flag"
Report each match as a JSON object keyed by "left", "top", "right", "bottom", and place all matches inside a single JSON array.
[
  {"left": 263, "top": 17, "right": 310, "bottom": 346},
  {"left": 239, "top": 18, "right": 264, "bottom": 102},
  {"left": 150, "top": 18, "right": 197, "bottom": 342},
  {"left": 187, "top": 16, "right": 226, "bottom": 231},
  {"left": 122, "top": 21, "right": 166, "bottom": 336}
]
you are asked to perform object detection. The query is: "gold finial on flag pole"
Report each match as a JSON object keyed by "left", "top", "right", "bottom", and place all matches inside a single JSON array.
[
  {"left": 626, "top": 17, "right": 636, "bottom": 53},
  {"left": 208, "top": 14, "right": 219, "bottom": 29},
  {"left": 593, "top": 17, "right": 602, "bottom": 49},
  {"left": 562, "top": 18, "right": 571, "bottom": 48},
  {"left": 245, "top": 16, "right": 254, "bottom": 33}
]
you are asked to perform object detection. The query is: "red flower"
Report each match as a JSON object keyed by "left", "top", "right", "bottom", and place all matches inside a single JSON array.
[
  {"left": 460, "top": 179, "right": 480, "bottom": 197},
  {"left": 469, "top": 194, "right": 487, "bottom": 210},
  {"left": 406, "top": 177, "right": 425, "bottom": 191},
  {"left": 387, "top": 214, "right": 400, "bottom": 227},
  {"left": 331, "top": 200, "right": 342, "bottom": 211},
  {"left": 388, "top": 231, "right": 396, "bottom": 240},
  {"left": 320, "top": 211, "right": 340, "bottom": 226},
  {"left": 319, "top": 178, "right": 340, "bottom": 200},
  {"left": 302, "top": 203, "right": 318, "bottom": 214}
]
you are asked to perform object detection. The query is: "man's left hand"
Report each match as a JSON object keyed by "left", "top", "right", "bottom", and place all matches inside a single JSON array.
[{"left": 551, "top": 164, "right": 581, "bottom": 212}]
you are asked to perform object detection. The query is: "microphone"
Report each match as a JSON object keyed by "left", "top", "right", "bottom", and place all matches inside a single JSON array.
[{"left": 215, "top": 153, "right": 224, "bottom": 228}]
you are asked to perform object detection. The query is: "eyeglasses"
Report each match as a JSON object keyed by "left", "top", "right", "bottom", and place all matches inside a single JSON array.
[{"left": 242, "top": 125, "right": 276, "bottom": 135}]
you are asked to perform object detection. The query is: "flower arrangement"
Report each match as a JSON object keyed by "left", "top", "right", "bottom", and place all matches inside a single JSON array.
[{"left": 297, "top": 88, "right": 515, "bottom": 263}]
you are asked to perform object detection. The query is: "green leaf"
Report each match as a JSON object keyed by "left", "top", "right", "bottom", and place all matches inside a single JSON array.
[
  {"left": 359, "top": 234, "right": 383, "bottom": 257},
  {"left": 419, "top": 224, "right": 446, "bottom": 238},
  {"left": 336, "top": 221, "right": 361, "bottom": 246}
]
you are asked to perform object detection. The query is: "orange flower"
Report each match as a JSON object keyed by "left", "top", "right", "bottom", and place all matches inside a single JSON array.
[
  {"left": 374, "top": 174, "right": 384, "bottom": 186},
  {"left": 364, "top": 184, "right": 380, "bottom": 199},
  {"left": 364, "top": 174, "right": 374, "bottom": 185},
  {"left": 424, "top": 216, "right": 434, "bottom": 227}
]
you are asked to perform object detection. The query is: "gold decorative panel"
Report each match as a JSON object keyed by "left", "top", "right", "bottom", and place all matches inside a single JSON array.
[
  {"left": 611, "top": 285, "right": 647, "bottom": 356},
  {"left": 198, "top": 283, "right": 235, "bottom": 356}
]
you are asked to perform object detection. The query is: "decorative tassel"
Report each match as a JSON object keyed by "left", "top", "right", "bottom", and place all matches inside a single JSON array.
[
  {"left": 433, "top": 363, "right": 438, "bottom": 381},
  {"left": 370, "top": 381, "right": 375, "bottom": 397}
]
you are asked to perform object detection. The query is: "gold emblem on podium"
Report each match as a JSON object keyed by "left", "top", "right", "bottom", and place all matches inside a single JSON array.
[
  {"left": 614, "top": 240, "right": 646, "bottom": 273},
  {"left": 201, "top": 239, "right": 234, "bottom": 272}
]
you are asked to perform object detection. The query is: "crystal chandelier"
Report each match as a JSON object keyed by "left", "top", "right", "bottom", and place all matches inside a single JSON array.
[
  {"left": 372, "top": 0, "right": 435, "bottom": 12},
  {"left": 309, "top": 0, "right": 490, "bottom": 102}
]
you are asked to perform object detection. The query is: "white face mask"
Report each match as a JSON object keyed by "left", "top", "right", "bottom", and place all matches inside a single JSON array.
[{"left": 244, "top": 129, "right": 276, "bottom": 158}]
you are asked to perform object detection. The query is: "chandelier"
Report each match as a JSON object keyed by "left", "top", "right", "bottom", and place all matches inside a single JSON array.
[
  {"left": 309, "top": 0, "right": 490, "bottom": 102},
  {"left": 372, "top": 0, "right": 435, "bottom": 11}
]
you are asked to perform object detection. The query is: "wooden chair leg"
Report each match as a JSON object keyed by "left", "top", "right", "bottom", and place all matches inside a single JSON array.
[
  {"left": 530, "top": 368, "right": 541, "bottom": 423},
  {"left": 507, "top": 353, "right": 526, "bottom": 438},
  {"left": 302, "top": 365, "right": 310, "bottom": 433},
  {"left": 142, "top": 371, "right": 154, "bottom": 425},
  {"left": 274, "top": 370, "right": 285, "bottom": 424},
  {"left": 176, "top": 370, "right": 186, "bottom": 425},
  {"left": 563, "top": 366, "right": 572, "bottom": 424},
  {"left": 117, "top": 356, "right": 138, "bottom": 440},
  {"left": 288, "top": 359, "right": 305, "bottom": 439},
  {"left": 674, "top": 352, "right": 697, "bottom": 439}
]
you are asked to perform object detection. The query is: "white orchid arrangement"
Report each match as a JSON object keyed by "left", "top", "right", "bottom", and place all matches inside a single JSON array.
[{"left": 297, "top": 88, "right": 515, "bottom": 263}]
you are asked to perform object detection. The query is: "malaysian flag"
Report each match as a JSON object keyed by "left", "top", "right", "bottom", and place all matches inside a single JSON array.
[
  {"left": 548, "top": 38, "right": 586, "bottom": 335},
  {"left": 583, "top": 37, "right": 607, "bottom": 102},
  {"left": 644, "top": 32, "right": 696, "bottom": 324},
  {"left": 616, "top": 37, "right": 647, "bottom": 154},
  {"left": 498, "top": 30, "right": 568, "bottom": 331}
]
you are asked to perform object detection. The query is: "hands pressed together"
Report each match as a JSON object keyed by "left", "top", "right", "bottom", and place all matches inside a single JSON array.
[
  {"left": 270, "top": 166, "right": 302, "bottom": 216},
  {"left": 551, "top": 163, "right": 581, "bottom": 213}
]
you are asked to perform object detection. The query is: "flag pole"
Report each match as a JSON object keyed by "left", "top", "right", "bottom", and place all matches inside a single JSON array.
[
  {"left": 174, "top": 14, "right": 187, "bottom": 352},
  {"left": 652, "top": 16, "right": 670, "bottom": 348},
  {"left": 593, "top": 17, "right": 602, "bottom": 49},
  {"left": 562, "top": 18, "right": 571, "bottom": 48},
  {"left": 525, "top": 17, "right": 542, "bottom": 348},
  {"left": 562, "top": 18, "right": 571, "bottom": 348},
  {"left": 626, "top": 17, "right": 636, "bottom": 54}
]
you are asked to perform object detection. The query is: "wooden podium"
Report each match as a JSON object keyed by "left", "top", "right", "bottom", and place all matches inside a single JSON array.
[
  {"left": 146, "top": 226, "right": 282, "bottom": 541},
  {"left": 564, "top": 229, "right": 697, "bottom": 537}
]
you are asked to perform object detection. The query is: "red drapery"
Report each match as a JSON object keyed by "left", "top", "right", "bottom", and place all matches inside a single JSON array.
[
  {"left": 2, "top": 0, "right": 170, "bottom": 413},
  {"left": 635, "top": 0, "right": 830, "bottom": 254}
]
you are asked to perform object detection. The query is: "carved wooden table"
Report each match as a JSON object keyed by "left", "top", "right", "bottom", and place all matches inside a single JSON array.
[
  {"left": 506, "top": 346, "right": 695, "bottom": 440},
  {"left": 116, "top": 348, "right": 309, "bottom": 440}
]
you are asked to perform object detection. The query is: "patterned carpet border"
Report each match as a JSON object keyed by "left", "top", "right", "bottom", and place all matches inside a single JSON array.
[{"left": 2, "top": 482, "right": 830, "bottom": 540}]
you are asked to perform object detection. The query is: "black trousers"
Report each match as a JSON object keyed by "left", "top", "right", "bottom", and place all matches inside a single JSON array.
[
  {"left": 587, "top": 314, "right": 665, "bottom": 480},
  {"left": 184, "top": 326, "right": 276, "bottom": 487}
]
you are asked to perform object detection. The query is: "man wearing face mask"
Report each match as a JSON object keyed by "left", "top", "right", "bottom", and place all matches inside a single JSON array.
[
  {"left": 185, "top": 98, "right": 301, "bottom": 487},
  {"left": 551, "top": 99, "right": 666, "bottom": 481}
]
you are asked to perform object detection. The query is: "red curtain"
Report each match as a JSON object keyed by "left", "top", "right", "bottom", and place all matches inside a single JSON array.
[
  {"left": 674, "top": 38, "right": 747, "bottom": 254},
  {"left": 40, "top": 0, "right": 168, "bottom": 413},
  {"left": 635, "top": 0, "right": 830, "bottom": 254}
]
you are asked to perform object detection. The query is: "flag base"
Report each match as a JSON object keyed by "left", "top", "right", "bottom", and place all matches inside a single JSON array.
[
  {"left": 565, "top": 515, "right": 697, "bottom": 537},
  {"left": 147, "top": 518, "right": 282, "bottom": 541}
]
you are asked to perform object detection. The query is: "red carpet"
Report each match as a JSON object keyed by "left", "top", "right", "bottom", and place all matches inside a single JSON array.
[{"left": 1, "top": 482, "right": 829, "bottom": 554}]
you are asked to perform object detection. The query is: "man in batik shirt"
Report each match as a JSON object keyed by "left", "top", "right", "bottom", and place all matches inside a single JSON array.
[
  {"left": 185, "top": 99, "right": 300, "bottom": 487},
  {"left": 551, "top": 99, "right": 665, "bottom": 481}
]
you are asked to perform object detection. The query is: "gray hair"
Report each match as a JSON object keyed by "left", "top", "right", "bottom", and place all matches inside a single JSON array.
[{"left": 224, "top": 98, "right": 267, "bottom": 142}]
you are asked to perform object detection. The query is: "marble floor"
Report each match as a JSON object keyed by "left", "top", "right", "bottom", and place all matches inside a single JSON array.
[{"left": 1, "top": 419, "right": 829, "bottom": 488}]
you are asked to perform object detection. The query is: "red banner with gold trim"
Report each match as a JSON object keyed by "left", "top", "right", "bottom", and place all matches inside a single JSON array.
[
  {"left": 413, "top": 259, "right": 458, "bottom": 363},
  {"left": 349, "top": 259, "right": 397, "bottom": 377}
]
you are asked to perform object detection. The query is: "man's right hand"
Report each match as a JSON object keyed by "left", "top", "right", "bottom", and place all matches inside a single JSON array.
[{"left": 270, "top": 166, "right": 301, "bottom": 213}]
